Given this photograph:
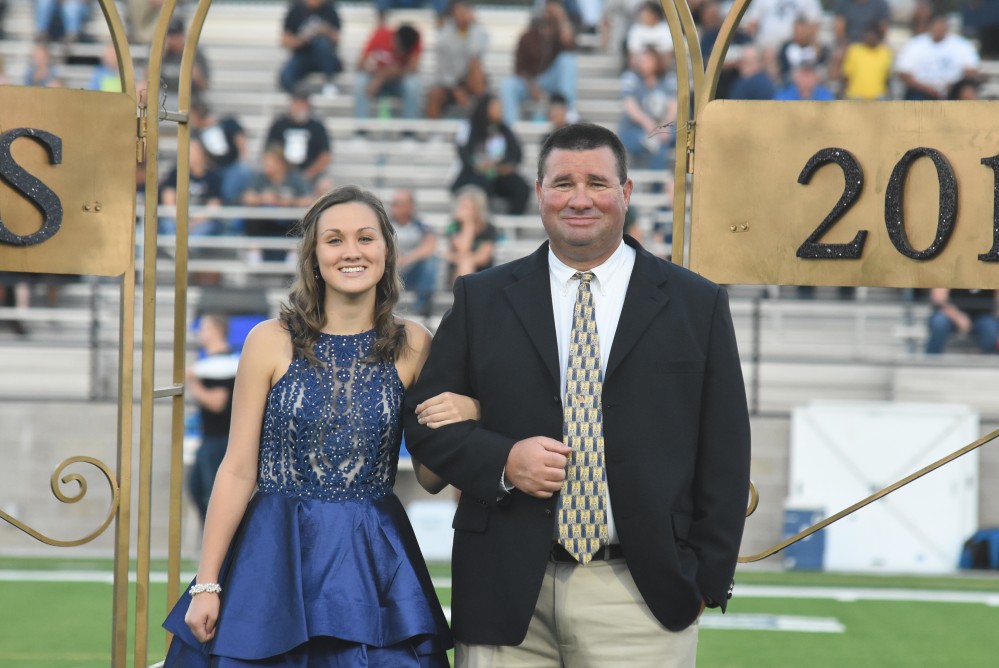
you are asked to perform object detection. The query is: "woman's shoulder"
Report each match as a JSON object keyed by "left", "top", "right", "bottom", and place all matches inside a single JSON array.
[
  {"left": 242, "top": 319, "right": 293, "bottom": 359},
  {"left": 399, "top": 318, "right": 432, "bottom": 355},
  {"left": 395, "top": 318, "right": 433, "bottom": 387}
]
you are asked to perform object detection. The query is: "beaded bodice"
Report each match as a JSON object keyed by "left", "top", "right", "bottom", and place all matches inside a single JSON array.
[{"left": 257, "top": 330, "right": 404, "bottom": 502}]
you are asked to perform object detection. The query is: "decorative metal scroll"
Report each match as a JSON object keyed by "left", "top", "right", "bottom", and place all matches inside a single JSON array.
[{"left": 0, "top": 456, "right": 120, "bottom": 547}]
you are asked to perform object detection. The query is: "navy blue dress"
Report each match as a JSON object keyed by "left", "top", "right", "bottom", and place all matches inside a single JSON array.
[{"left": 164, "top": 330, "right": 452, "bottom": 667}]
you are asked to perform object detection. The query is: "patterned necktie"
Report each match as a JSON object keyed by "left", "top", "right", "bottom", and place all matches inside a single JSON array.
[{"left": 557, "top": 271, "right": 609, "bottom": 565}]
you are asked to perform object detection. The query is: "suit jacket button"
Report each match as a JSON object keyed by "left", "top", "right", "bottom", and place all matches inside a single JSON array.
[{"left": 544, "top": 509, "right": 552, "bottom": 516}]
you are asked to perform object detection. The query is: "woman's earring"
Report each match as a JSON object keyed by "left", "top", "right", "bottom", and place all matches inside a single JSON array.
[{"left": 314, "top": 266, "right": 321, "bottom": 281}]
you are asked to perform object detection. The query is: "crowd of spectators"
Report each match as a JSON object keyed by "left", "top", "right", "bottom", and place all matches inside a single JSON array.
[
  {"left": 4, "top": 0, "right": 999, "bottom": 347},
  {"left": 715, "top": 1, "right": 983, "bottom": 104}
]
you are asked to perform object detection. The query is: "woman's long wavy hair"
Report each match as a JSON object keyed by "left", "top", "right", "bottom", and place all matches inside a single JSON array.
[{"left": 279, "top": 185, "right": 406, "bottom": 367}]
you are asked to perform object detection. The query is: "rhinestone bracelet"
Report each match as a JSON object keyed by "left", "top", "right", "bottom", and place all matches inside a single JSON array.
[{"left": 189, "top": 583, "right": 222, "bottom": 596}]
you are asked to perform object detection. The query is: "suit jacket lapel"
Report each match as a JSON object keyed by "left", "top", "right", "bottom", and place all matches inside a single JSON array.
[
  {"left": 606, "top": 239, "right": 671, "bottom": 381},
  {"left": 505, "top": 243, "right": 560, "bottom": 386}
]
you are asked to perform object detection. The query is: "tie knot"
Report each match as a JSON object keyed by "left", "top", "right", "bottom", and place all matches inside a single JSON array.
[{"left": 572, "top": 271, "right": 595, "bottom": 286}]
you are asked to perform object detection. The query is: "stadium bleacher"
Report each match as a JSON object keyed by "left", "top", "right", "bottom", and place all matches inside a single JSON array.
[{"left": 4, "top": 0, "right": 999, "bottom": 394}]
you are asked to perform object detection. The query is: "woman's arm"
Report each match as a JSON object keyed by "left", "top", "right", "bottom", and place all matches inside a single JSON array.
[
  {"left": 398, "top": 320, "right": 482, "bottom": 494},
  {"left": 185, "top": 320, "right": 289, "bottom": 642}
]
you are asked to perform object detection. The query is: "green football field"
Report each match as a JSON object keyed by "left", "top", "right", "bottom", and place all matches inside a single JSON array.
[{"left": 1, "top": 557, "right": 997, "bottom": 667}]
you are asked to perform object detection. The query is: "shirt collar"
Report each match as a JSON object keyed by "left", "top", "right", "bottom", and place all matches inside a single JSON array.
[{"left": 548, "top": 239, "right": 628, "bottom": 297}]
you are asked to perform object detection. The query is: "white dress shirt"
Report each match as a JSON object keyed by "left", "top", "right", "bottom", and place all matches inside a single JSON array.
[{"left": 549, "top": 240, "right": 636, "bottom": 544}]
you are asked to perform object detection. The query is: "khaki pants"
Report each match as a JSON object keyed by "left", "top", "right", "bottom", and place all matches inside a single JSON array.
[{"left": 456, "top": 557, "right": 698, "bottom": 668}]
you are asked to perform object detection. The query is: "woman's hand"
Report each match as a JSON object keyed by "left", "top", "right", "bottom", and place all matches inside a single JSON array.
[
  {"left": 185, "top": 591, "right": 221, "bottom": 643},
  {"left": 416, "top": 391, "right": 480, "bottom": 428}
]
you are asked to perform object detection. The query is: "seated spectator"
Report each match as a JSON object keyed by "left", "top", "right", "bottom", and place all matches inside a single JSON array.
[
  {"left": 500, "top": 0, "right": 578, "bottom": 127},
  {"left": 778, "top": 16, "right": 830, "bottom": 85},
  {"left": 446, "top": 185, "right": 498, "bottom": 284},
  {"left": 264, "top": 92, "right": 333, "bottom": 190},
  {"left": 726, "top": 45, "right": 777, "bottom": 100},
  {"left": 602, "top": 0, "right": 644, "bottom": 64},
  {"left": 161, "top": 18, "right": 211, "bottom": 102},
  {"left": 625, "top": 1, "right": 674, "bottom": 69},
  {"left": 744, "top": 0, "right": 822, "bottom": 51},
  {"left": 242, "top": 145, "right": 314, "bottom": 261},
  {"left": 541, "top": 92, "right": 572, "bottom": 145},
  {"left": 949, "top": 77, "right": 980, "bottom": 101},
  {"left": 160, "top": 135, "right": 224, "bottom": 236},
  {"left": 24, "top": 39, "right": 59, "bottom": 88},
  {"left": 452, "top": 93, "right": 531, "bottom": 215},
  {"left": 834, "top": 0, "right": 890, "bottom": 49},
  {"left": 699, "top": 0, "right": 752, "bottom": 99},
  {"left": 425, "top": 0, "right": 489, "bottom": 120},
  {"left": 279, "top": 0, "right": 342, "bottom": 95},
  {"left": 353, "top": 14, "right": 422, "bottom": 121},
  {"left": 618, "top": 47, "right": 677, "bottom": 171},
  {"left": 926, "top": 288, "right": 999, "bottom": 354},
  {"left": 190, "top": 98, "right": 252, "bottom": 205},
  {"left": 775, "top": 59, "right": 835, "bottom": 100},
  {"left": 390, "top": 189, "right": 439, "bottom": 318},
  {"left": 36, "top": 0, "right": 89, "bottom": 43},
  {"left": 896, "top": 11, "right": 980, "bottom": 100},
  {"left": 841, "top": 25, "right": 892, "bottom": 100},
  {"left": 88, "top": 43, "right": 123, "bottom": 92}
]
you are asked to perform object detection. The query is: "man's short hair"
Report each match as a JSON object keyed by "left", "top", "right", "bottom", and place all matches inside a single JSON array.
[
  {"left": 396, "top": 25, "right": 420, "bottom": 55},
  {"left": 537, "top": 123, "right": 629, "bottom": 185}
]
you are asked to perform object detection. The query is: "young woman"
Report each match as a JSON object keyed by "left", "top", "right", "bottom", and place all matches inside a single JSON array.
[
  {"left": 445, "top": 184, "right": 498, "bottom": 285},
  {"left": 450, "top": 93, "right": 531, "bottom": 215},
  {"left": 164, "top": 185, "right": 475, "bottom": 666}
]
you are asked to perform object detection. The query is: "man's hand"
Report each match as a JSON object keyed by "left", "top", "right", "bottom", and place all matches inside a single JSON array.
[{"left": 506, "top": 437, "right": 570, "bottom": 498}]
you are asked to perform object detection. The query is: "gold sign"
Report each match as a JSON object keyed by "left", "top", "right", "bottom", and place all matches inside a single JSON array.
[
  {"left": 690, "top": 100, "right": 999, "bottom": 289},
  {"left": 0, "top": 86, "right": 135, "bottom": 277}
]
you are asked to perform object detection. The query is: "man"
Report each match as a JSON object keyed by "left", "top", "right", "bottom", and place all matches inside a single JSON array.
[
  {"left": 834, "top": 0, "right": 891, "bottom": 48},
  {"left": 264, "top": 92, "right": 333, "bottom": 188},
  {"left": 726, "top": 45, "right": 777, "bottom": 100},
  {"left": 404, "top": 123, "right": 751, "bottom": 666},
  {"left": 185, "top": 313, "right": 239, "bottom": 524},
  {"left": 190, "top": 98, "right": 252, "bottom": 205},
  {"left": 279, "top": 0, "right": 342, "bottom": 95},
  {"left": 426, "top": 0, "right": 489, "bottom": 120},
  {"left": 241, "top": 145, "right": 314, "bottom": 262},
  {"left": 500, "top": 0, "right": 578, "bottom": 128},
  {"left": 390, "top": 189, "right": 439, "bottom": 318},
  {"left": 926, "top": 288, "right": 999, "bottom": 354},
  {"left": 353, "top": 14, "right": 423, "bottom": 120},
  {"left": 777, "top": 16, "right": 829, "bottom": 84},
  {"left": 742, "top": 0, "right": 823, "bottom": 52},
  {"left": 774, "top": 59, "right": 835, "bottom": 101},
  {"left": 896, "top": 11, "right": 980, "bottom": 100},
  {"left": 161, "top": 17, "right": 211, "bottom": 100}
]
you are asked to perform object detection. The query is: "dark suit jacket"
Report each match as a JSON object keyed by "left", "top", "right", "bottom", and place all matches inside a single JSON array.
[{"left": 403, "top": 236, "right": 751, "bottom": 645}]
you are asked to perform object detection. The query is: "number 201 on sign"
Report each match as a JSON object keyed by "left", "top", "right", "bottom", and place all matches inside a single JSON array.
[{"left": 796, "top": 146, "right": 999, "bottom": 263}]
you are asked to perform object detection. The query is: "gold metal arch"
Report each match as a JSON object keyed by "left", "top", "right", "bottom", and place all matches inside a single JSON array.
[
  {"left": 0, "top": 0, "right": 209, "bottom": 663},
  {"left": 661, "top": 0, "right": 999, "bottom": 566}
]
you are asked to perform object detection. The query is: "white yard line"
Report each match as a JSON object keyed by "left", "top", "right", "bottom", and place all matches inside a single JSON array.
[
  {"left": 3, "top": 571, "right": 999, "bottom": 608},
  {"left": 700, "top": 613, "right": 846, "bottom": 633}
]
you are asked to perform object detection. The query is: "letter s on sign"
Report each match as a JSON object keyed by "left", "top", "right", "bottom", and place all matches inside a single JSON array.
[{"left": 0, "top": 128, "right": 63, "bottom": 247}]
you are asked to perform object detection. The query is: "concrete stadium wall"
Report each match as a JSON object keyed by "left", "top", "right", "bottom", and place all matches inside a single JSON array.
[{"left": 2, "top": 400, "right": 997, "bottom": 568}]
